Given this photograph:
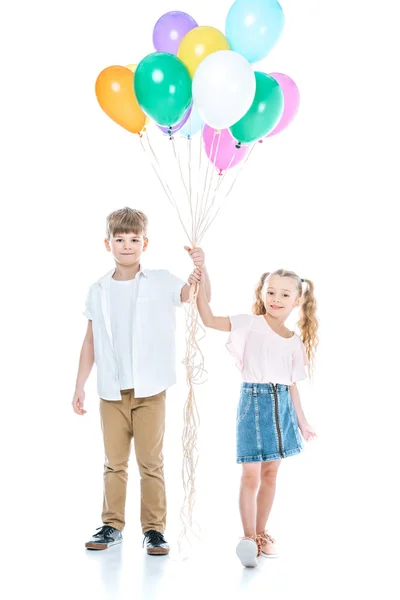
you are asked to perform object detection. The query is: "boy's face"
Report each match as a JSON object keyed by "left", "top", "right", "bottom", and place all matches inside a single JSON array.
[{"left": 104, "top": 231, "right": 148, "bottom": 266}]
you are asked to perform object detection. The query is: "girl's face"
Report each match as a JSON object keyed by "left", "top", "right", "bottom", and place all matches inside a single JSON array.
[{"left": 263, "top": 275, "right": 301, "bottom": 320}]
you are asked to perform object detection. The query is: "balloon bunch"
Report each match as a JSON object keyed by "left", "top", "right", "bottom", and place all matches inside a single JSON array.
[
  {"left": 96, "top": 1, "right": 300, "bottom": 175},
  {"left": 95, "top": 0, "right": 300, "bottom": 554}
]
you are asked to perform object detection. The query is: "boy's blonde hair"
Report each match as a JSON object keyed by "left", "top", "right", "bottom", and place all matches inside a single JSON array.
[
  {"left": 106, "top": 207, "right": 148, "bottom": 239},
  {"left": 253, "top": 269, "right": 319, "bottom": 372}
]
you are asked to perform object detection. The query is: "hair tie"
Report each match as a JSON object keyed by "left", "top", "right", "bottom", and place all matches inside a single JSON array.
[{"left": 301, "top": 278, "right": 305, "bottom": 283}]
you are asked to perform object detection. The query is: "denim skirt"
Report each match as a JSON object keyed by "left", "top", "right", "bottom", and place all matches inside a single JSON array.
[{"left": 236, "top": 383, "right": 303, "bottom": 463}]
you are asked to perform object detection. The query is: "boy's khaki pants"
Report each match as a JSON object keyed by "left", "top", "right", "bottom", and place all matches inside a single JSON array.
[{"left": 100, "top": 389, "right": 166, "bottom": 533}]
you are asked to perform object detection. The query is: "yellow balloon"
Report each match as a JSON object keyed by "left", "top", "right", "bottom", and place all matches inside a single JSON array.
[
  {"left": 178, "top": 26, "right": 230, "bottom": 78},
  {"left": 125, "top": 64, "right": 150, "bottom": 125}
]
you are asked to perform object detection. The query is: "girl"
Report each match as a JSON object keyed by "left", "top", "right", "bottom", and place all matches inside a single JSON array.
[{"left": 192, "top": 268, "right": 318, "bottom": 567}]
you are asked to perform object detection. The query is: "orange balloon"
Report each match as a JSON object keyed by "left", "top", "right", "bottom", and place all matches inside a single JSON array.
[
  {"left": 95, "top": 66, "right": 146, "bottom": 134},
  {"left": 125, "top": 64, "right": 150, "bottom": 125}
]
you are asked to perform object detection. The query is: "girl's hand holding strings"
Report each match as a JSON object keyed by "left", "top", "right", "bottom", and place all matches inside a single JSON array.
[{"left": 188, "top": 267, "right": 202, "bottom": 286}]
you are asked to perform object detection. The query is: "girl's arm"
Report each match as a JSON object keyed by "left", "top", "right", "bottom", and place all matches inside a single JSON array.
[
  {"left": 196, "top": 275, "right": 231, "bottom": 332},
  {"left": 289, "top": 383, "right": 317, "bottom": 441},
  {"left": 201, "top": 265, "right": 212, "bottom": 302}
]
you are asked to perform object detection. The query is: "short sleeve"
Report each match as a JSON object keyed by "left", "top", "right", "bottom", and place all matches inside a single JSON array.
[
  {"left": 225, "top": 314, "right": 254, "bottom": 371},
  {"left": 166, "top": 272, "right": 187, "bottom": 308},
  {"left": 291, "top": 338, "right": 308, "bottom": 383},
  {"left": 83, "top": 286, "right": 93, "bottom": 320}
]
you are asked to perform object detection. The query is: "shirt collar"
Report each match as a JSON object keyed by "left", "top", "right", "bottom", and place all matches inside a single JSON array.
[{"left": 98, "top": 266, "right": 148, "bottom": 287}]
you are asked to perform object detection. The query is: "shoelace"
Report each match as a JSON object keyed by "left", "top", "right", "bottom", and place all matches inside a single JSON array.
[
  {"left": 143, "top": 530, "right": 166, "bottom": 547},
  {"left": 255, "top": 531, "right": 276, "bottom": 555},
  {"left": 93, "top": 526, "right": 116, "bottom": 541}
]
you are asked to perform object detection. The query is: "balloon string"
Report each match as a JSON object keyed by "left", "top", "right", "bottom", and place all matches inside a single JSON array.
[
  {"left": 185, "top": 114, "right": 194, "bottom": 242},
  {"left": 197, "top": 143, "right": 253, "bottom": 242},
  {"left": 196, "top": 129, "right": 216, "bottom": 238},
  {"left": 187, "top": 136, "right": 194, "bottom": 242},
  {"left": 141, "top": 130, "right": 192, "bottom": 243},
  {"left": 198, "top": 144, "right": 257, "bottom": 242},
  {"left": 197, "top": 151, "right": 236, "bottom": 241},
  {"left": 193, "top": 126, "right": 203, "bottom": 231},
  {"left": 195, "top": 131, "right": 221, "bottom": 242},
  {"left": 171, "top": 135, "right": 198, "bottom": 245},
  {"left": 140, "top": 130, "right": 208, "bottom": 556},
  {"left": 224, "top": 142, "right": 257, "bottom": 199},
  {"left": 137, "top": 125, "right": 257, "bottom": 557},
  {"left": 198, "top": 208, "right": 221, "bottom": 243},
  {"left": 172, "top": 136, "right": 190, "bottom": 199},
  {"left": 204, "top": 131, "right": 221, "bottom": 209},
  {"left": 177, "top": 282, "right": 208, "bottom": 555},
  {"left": 193, "top": 124, "right": 206, "bottom": 238},
  {"left": 141, "top": 130, "right": 176, "bottom": 206}
]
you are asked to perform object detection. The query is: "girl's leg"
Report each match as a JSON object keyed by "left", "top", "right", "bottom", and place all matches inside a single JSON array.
[
  {"left": 256, "top": 460, "right": 281, "bottom": 533},
  {"left": 239, "top": 462, "right": 261, "bottom": 537}
]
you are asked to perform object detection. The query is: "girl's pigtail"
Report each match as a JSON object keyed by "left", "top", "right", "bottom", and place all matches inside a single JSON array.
[
  {"left": 298, "top": 278, "right": 319, "bottom": 373},
  {"left": 252, "top": 272, "right": 270, "bottom": 315}
]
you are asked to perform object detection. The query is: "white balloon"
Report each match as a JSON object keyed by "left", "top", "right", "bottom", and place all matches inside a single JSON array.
[{"left": 192, "top": 50, "right": 256, "bottom": 130}]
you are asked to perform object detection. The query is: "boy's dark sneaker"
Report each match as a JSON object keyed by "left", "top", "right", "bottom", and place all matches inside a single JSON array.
[
  {"left": 143, "top": 530, "right": 170, "bottom": 555},
  {"left": 85, "top": 525, "right": 122, "bottom": 550}
]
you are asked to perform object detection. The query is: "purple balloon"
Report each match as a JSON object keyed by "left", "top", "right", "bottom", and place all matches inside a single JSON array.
[
  {"left": 267, "top": 73, "right": 300, "bottom": 137},
  {"left": 153, "top": 11, "right": 198, "bottom": 55},
  {"left": 157, "top": 105, "right": 192, "bottom": 135},
  {"left": 203, "top": 125, "right": 249, "bottom": 173}
]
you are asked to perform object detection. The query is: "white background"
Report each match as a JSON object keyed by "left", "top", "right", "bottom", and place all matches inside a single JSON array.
[{"left": 1, "top": 1, "right": 399, "bottom": 599}]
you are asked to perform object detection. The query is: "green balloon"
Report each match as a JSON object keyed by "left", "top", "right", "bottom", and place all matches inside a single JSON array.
[
  {"left": 230, "top": 72, "right": 284, "bottom": 144},
  {"left": 134, "top": 52, "right": 192, "bottom": 128}
]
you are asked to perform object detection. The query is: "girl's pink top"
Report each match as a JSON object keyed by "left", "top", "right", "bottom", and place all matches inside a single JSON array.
[{"left": 226, "top": 314, "right": 308, "bottom": 386}]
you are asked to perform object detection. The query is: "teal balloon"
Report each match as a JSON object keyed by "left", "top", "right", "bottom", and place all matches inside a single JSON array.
[
  {"left": 226, "top": 0, "right": 285, "bottom": 63},
  {"left": 229, "top": 72, "right": 283, "bottom": 143},
  {"left": 134, "top": 52, "right": 192, "bottom": 127}
]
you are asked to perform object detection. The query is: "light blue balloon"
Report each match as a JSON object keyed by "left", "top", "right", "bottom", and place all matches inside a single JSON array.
[
  {"left": 226, "top": 0, "right": 285, "bottom": 63},
  {"left": 179, "top": 103, "right": 204, "bottom": 138}
]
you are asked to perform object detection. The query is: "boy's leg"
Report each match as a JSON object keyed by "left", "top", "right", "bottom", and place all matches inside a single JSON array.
[
  {"left": 132, "top": 390, "right": 167, "bottom": 534},
  {"left": 100, "top": 390, "right": 133, "bottom": 531}
]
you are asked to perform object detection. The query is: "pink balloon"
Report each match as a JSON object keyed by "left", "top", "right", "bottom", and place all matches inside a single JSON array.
[
  {"left": 267, "top": 73, "right": 300, "bottom": 137},
  {"left": 203, "top": 125, "right": 249, "bottom": 173}
]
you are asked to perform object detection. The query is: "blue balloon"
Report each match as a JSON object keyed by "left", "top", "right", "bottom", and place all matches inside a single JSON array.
[
  {"left": 226, "top": 0, "right": 285, "bottom": 63},
  {"left": 179, "top": 103, "right": 204, "bottom": 138}
]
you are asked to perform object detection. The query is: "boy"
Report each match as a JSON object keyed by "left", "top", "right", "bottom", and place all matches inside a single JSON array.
[{"left": 72, "top": 207, "right": 210, "bottom": 554}]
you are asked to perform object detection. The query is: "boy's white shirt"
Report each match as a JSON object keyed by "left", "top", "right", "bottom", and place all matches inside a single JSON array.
[
  {"left": 110, "top": 278, "right": 135, "bottom": 390},
  {"left": 84, "top": 267, "right": 186, "bottom": 400}
]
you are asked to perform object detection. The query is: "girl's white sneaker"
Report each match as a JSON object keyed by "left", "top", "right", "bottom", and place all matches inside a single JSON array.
[{"left": 236, "top": 537, "right": 259, "bottom": 568}]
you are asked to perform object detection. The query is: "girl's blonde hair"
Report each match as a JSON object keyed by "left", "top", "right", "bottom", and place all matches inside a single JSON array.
[{"left": 253, "top": 269, "right": 319, "bottom": 371}]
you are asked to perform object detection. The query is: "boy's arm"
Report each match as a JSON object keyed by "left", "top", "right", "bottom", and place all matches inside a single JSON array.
[{"left": 72, "top": 321, "right": 95, "bottom": 415}]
